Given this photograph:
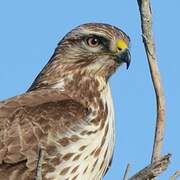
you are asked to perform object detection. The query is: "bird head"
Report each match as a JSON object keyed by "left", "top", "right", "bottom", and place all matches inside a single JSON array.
[
  {"left": 28, "top": 23, "right": 131, "bottom": 91},
  {"left": 54, "top": 23, "right": 131, "bottom": 79}
]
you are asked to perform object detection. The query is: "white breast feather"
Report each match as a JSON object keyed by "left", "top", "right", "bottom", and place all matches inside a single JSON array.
[{"left": 46, "top": 81, "right": 115, "bottom": 180}]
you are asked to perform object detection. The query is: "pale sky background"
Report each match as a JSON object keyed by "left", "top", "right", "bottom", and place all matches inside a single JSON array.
[{"left": 0, "top": 0, "right": 179, "bottom": 179}]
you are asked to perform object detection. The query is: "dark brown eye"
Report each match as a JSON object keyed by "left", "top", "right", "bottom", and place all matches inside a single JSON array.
[{"left": 86, "top": 37, "right": 100, "bottom": 47}]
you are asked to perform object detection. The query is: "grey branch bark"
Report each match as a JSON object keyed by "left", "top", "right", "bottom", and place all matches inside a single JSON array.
[
  {"left": 34, "top": 147, "right": 44, "bottom": 180},
  {"left": 170, "top": 170, "right": 180, "bottom": 180},
  {"left": 123, "top": 164, "right": 131, "bottom": 180},
  {"left": 137, "top": 0, "right": 166, "bottom": 164},
  {"left": 123, "top": 0, "right": 173, "bottom": 180},
  {"left": 128, "top": 154, "right": 171, "bottom": 180}
]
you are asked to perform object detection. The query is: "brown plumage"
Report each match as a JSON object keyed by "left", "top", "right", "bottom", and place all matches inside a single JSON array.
[{"left": 0, "top": 23, "right": 130, "bottom": 180}]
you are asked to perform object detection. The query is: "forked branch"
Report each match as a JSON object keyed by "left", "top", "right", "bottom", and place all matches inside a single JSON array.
[
  {"left": 137, "top": 0, "right": 166, "bottom": 165},
  {"left": 128, "top": 154, "right": 171, "bottom": 180},
  {"left": 123, "top": 0, "right": 172, "bottom": 179}
]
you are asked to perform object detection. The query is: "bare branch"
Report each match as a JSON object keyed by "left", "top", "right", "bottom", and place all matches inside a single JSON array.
[
  {"left": 128, "top": 154, "right": 171, "bottom": 180},
  {"left": 34, "top": 147, "right": 45, "bottom": 180},
  {"left": 170, "top": 170, "right": 180, "bottom": 180},
  {"left": 137, "top": 0, "right": 166, "bottom": 163},
  {"left": 123, "top": 164, "right": 131, "bottom": 180},
  {"left": 120, "top": 1, "right": 171, "bottom": 179}
]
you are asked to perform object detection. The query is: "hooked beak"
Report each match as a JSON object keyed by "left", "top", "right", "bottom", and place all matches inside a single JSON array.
[{"left": 116, "top": 48, "right": 131, "bottom": 69}]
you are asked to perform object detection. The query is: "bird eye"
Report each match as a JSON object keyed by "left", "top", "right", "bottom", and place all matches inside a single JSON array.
[{"left": 86, "top": 37, "right": 100, "bottom": 47}]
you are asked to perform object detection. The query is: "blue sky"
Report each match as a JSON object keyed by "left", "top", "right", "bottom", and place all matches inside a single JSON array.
[{"left": 0, "top": 0, "right": 179, "bottom": 179}]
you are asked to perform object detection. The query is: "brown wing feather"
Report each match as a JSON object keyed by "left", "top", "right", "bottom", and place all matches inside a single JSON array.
[{"left": 0, "top": 89, "right": 88, "bottom": 180}]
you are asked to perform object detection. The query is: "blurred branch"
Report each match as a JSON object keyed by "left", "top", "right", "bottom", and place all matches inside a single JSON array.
[
  {"left": 123, "top": 164, "right": 131, "bottom": 180},
  {"left": 128, "top": 154, "right": 171, "bottom": 180},
  {"left": 34, "top": 147, "right": 44, "bottom": 180},
  {"left": 137, "top": 0, "right": 166, "bottom": 164},
  {"left": 170, "top": 170, "right": 180, "bottom": 180}
]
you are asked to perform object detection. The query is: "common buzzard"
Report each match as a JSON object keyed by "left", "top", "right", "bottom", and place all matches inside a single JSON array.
[{"left": 0, "top": 23, "right": 130, "bottom": 180}]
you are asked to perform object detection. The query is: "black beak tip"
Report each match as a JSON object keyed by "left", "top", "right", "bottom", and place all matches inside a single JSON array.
[
  {"left": 116, "top": 48, "right": 131, "bottom": 70},
  {"left": 126, "top": 62, "right": 130, "bottom": 69}
]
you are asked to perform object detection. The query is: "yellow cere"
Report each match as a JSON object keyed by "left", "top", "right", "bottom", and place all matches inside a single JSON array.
[{"left": 116, "top": 39, "right": 128, "bottom": 51}]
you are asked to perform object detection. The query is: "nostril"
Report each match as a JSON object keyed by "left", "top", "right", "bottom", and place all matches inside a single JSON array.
[{"left": 118, "top": 47, "right": 122, "bottom": 51}]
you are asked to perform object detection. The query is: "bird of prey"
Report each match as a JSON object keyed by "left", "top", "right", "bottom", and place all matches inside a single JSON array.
[{"left": 0, "top": 23, "right": 130, "bottom": 180}]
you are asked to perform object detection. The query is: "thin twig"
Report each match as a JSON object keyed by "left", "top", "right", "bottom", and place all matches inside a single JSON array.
[
  {"left": 170, "top": 170, "right": 180, "bottom": 180},
  {"left": 137, "top": 0, "right": 166, "bottom": 164},
  {"left": 123, "top": 164, "right": 131, "bottom": 180},
  {"left": 128, "top": 154, "right": 171, "bottom": 180},
  {"left": 34, "top": 147, "right": 45, "bottom": 180}
]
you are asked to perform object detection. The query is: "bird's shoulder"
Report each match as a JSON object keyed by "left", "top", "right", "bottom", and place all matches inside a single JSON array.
[{"left": 0, "top": 89, "right": 88, "bottom": 167}]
